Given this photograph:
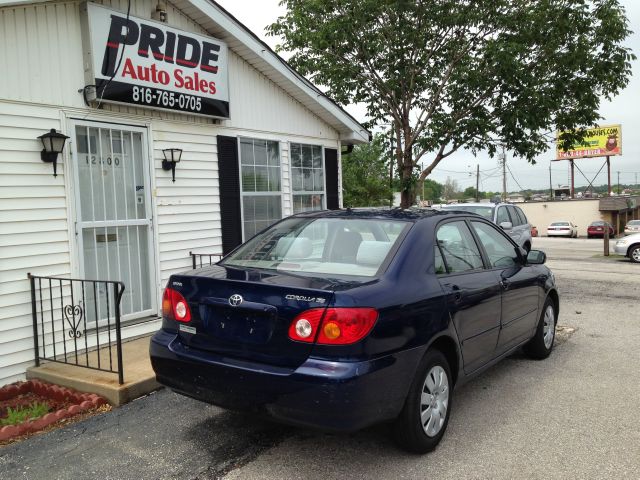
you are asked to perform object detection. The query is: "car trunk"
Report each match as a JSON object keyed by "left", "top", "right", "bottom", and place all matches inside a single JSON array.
[{"left": 169, "top": 267, "right": 338, "bottom": 370}]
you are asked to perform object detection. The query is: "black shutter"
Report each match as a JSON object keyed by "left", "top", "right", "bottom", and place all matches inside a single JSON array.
[
  {"left": 324, "top": 148, "right": 339, "bottom": 210},
  {"left": 217, "top": 135, "right": 242, "bottom": 254}
]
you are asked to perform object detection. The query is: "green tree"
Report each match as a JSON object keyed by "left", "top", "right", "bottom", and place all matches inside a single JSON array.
[
  {"left": 443, "top": 177, "right": 460, "bottom": 201},
  {"left": 269, "top": 0, "right": 634, "bottom": 208},
  {"left": 421, "top": 178, "right": 443, "bottom": 203},
  {"left": 342, "top": 133, "right": 393, "bottom": 207}
]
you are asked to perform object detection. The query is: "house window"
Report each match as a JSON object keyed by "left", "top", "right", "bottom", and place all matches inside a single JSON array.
[
  {"left": 290, "top": 143, "right": 325, "bottom": 213},
  {"left": 239, "top": 138, "right": 282, "bottom": 239}
]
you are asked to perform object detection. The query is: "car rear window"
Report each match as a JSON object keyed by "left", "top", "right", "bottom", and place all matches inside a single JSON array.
[
  {"left": 441, "top": 205, "right": 494, "bottom": 220},
  {"left": 628, "top": 220, "right": 640, "bottom": 226},
  {"left": 551, "top": 222, "right": 569, "bottom": 226},
  {"left": 221, "top": 217, "right": 410, "bottom": 277}
]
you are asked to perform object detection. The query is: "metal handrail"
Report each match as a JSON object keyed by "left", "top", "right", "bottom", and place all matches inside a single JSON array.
[
  {"left": 190, "top": 251, "right": 223, "bottom": 269},
  {"left": 28, "top": 273, "right": 126, "bottom": 384}
]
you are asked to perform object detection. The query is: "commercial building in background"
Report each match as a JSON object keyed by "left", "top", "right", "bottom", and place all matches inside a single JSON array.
[{"left": 0, "top": 0, "right": 369, "bottom": 385}]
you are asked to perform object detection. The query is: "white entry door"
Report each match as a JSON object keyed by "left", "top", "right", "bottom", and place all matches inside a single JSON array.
[{"left": 70, "top": 121, "right": 155, "bottom": 321}]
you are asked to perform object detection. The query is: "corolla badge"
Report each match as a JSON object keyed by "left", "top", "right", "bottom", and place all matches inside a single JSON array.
[{"left": 228, "top": 294, "right": 243, "bottom": 307}]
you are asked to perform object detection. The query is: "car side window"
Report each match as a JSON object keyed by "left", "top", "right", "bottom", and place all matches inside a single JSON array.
[
  {"left": 434, "top": 246, "right": 446, "bottom": 274},
  {"left": 436, "top": 221, "right": 484, "bottom": 273},
  {"left": 471, "top": 221, "right": 519, "bottom": 268},
  {"left": 496, "top": 207, "right": 511, "bottom": 225},
  {"left": 515, "top": 207, "right": 528, "bottom": 225},
  {"left": 506, "top": 206, "right": 521, "bottom": 226}
]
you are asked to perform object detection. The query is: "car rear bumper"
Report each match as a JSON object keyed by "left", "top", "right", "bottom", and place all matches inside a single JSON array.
[
  {"left": 150, "top": 329, "right": 421, "bottom": 432},
  {"left": 547, "top": 230, "right": 571, "bottom": 236}
]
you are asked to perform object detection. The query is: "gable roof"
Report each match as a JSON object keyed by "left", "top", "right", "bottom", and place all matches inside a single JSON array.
[
  {"left": 181, "top": 0, "right": 370, "bottom": 144},
  {"left": 0, "top": 0, "right": 370, "bottom": 144}
]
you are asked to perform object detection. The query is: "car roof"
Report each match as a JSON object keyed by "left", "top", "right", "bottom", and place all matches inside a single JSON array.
[
  {"left": 441, "top": 202, "right": 496, "bottom": 208},
  {"left": 290, "top": 207, "right": 478, "bottom": 223}
]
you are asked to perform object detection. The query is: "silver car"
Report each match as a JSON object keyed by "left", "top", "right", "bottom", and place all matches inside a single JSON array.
[
  {"left": 624, "top": 220, "right": 640, "bottom": 235},
  {"left": 440, "top": 203, "right": 533, "bottom": 251},
  {"left": 614, "top": 233, "right": 640, "bottom": 263}
]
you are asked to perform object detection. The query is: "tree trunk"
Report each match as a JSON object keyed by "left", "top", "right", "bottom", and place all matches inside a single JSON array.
[{"left": 400, "top": 161, "right": 414, "bottom": 209}]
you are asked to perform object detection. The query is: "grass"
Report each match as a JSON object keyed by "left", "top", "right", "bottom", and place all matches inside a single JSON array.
[{"left": 0, "top": 402, "right": 50, "bottom": 426}]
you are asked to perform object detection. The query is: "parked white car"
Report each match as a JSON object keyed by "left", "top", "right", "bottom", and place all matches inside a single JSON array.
[
  {"left": 624, "top": 220, "right": 640, "bottom": 235},
  {"left": 546, "top": 221, "right": 578, "bottom": 238},
  {"left": 614, "top": 233, "right": 640, "bottom": 263}
]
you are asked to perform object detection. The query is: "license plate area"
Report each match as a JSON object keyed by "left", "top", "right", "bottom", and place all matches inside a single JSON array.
[{"left": 199, "top": 304, "right": 276, "bottom": 344}]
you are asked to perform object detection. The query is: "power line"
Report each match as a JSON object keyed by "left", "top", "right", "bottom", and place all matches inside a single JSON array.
[{"left": 506, "top": 163, "right": 525, "bottom": 191}]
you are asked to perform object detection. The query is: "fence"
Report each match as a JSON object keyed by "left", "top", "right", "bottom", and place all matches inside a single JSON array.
[
  {"left": 28, "top": 274, "right": 126, "bottom": 384},
  {"left": 190, "top": 251, "right": 223, "bottom": 269}
]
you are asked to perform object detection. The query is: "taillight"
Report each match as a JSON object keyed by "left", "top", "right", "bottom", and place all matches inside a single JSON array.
[
  {"left": 162, "top": 287, "right": 191, "bottom": 323},
  {"left": 288, "top": 308, "right": 378, "bottom": 345}
]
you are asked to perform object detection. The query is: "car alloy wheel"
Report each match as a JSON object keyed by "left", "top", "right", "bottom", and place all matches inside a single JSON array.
[
  {"left": 420, "top": 365, "right": 449, "bottom": 437},
  {"left": 630, "top": 246, "right": 640, "bottom": 263},
  {"left": 524, "top": 298, "right": 556, "bottom": 359},
  {"left": 543, "top": 304, "right": 555, "bottom": 349},
  {"left": 393, "top": 349, "right": 453, "bottom": 453}
]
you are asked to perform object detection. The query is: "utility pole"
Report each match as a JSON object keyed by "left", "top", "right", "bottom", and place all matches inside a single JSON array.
[
  {"left": 617, "top": 171, "right": 620, "bottom": 194},
  {"left": 501, "top": 145, "right": 507, "bottom": 202},
  {"left": 549, "top": 163, "right": 553, "bottom": 200},
  {"left": 476, "top": 164, "right": 480, "bottom": 202}
]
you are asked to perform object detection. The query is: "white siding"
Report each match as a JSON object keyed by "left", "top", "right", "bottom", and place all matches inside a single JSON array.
[
  {"left": 0, "top": 0, "right": 342, "bottom": 385},
  {"left": 152, "top": 120, "right": 221, "bottom": 284},
  {"left": 0, "top": 0, "right": 338, "bottom": 139},
  {"left": 0, "top": 101, "right": 71, "bottom": 385}
]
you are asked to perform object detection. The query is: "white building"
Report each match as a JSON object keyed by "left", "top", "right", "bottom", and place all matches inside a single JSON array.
[{"left": 0, "top": 0, "right": 369, "bottom": 385}]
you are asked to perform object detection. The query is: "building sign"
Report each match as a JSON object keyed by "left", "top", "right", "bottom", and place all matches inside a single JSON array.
[
  {"left": 555, "top": 125, "right": 622, "bottom": 160},
  {"left": 81, "top": 3, "right": 229, "bottom": 119}
]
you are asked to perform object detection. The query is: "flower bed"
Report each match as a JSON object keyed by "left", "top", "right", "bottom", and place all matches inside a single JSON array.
[{"left": 0, "top": 380, "right": 108, "bottom": 442}]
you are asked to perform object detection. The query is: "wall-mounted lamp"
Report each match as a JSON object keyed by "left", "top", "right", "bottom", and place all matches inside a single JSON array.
[
  {"left": 162, "top": 148, "right": 183, "bottom": 182},
  {"left": 38, "top": 129, "right": 70, "bottom": 177}
]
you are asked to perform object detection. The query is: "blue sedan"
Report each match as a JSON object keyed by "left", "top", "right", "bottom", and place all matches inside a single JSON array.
[{"left": 150, "top": 208, "right": 559, "bottom": 453}]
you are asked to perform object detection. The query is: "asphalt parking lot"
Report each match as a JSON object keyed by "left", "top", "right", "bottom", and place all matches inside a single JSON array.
[{"left": 1, "top": 237, "right": 639, "bottom": 480}]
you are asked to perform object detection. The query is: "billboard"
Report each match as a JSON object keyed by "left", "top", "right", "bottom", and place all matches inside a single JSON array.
[
  {"left": 555, "top": 125, "right": 622, "bottom": 160},
  {"left": 81, "top": 3, "right": 229, "bottom": 119}
]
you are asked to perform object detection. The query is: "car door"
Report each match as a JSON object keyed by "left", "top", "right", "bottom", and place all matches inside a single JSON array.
[
  {"left": 470, "top": 220, "right": 540, "bottom": 354},
  {"left": 435, "top": 220, "right": 502, "bottom": 373}
]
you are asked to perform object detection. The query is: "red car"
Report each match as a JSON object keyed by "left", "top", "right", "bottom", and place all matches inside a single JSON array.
[{"left": 587, "top": 221, "right": 615, "bottom": 238}]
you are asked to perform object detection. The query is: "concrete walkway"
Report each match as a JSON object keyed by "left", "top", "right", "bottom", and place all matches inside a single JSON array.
[{"left": 26, "top": 335, "right": 159, "bottom": 406}]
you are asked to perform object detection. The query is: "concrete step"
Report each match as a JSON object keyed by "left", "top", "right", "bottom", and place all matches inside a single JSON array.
[{"left": 26, "top": 335, "right": 160, "bottom": 406}]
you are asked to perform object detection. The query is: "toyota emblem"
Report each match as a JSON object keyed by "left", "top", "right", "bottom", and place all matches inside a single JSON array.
[{"left": 229, "top": 294, "right": 243, "bottom": 307}]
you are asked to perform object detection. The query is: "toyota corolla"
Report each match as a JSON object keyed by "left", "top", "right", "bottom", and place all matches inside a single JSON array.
[{"left": 150, "top": 208, "right": 559, "bottom": 453}]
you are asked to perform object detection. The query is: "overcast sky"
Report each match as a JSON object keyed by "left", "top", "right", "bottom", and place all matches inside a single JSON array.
[{"left": 217, "top": 0, "right": 639, "bottom": 193}]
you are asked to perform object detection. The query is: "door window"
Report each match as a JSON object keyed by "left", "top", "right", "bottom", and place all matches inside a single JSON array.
[
  {"left": 515, "top": 207, "right": 528, "bottom": 225},
  {"left": 496, "top": 206, "right": 511, "bottom": 225},
  {"left": 436, "top": 221, "right": 484, "bottom": 273},
  {"left": 506, "top": 206, "right": 521, "bottom": 226},
  {"left": 471, "top": 221, "right": 519, "bottom": 268}
]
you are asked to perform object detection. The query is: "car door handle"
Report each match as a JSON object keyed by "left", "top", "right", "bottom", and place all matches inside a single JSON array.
[
  {"left": 500, "top": 278, "right": 510, "bottom": 290},
  {"left": 444, "top": 284, "right": 462, "bottom": 302}
]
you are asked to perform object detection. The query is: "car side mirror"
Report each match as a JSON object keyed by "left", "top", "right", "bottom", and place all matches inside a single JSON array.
[
  {"left": 499, "top": 221, "right": 513, "bottom": 230},
  {"left": 527, "top": 249, "right": 546, "bottom": 265}
]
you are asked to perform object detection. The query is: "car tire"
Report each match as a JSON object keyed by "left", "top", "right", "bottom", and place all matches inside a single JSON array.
[
  {"left": 524, "top": 298, "right": 556, "bottom": 360},
  {"left": 393, "top": 349, "right": 453, "bottom": 454},
  {"left": 629, "top": 245, "right": 640, "bottom": 263}
]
